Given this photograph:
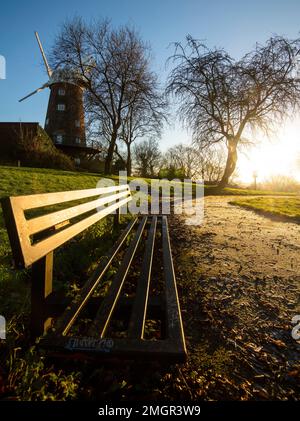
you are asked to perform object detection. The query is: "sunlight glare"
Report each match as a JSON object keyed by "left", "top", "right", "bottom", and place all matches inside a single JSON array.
[{"left": 237, "top": 118, "right": 300, "bottom": 184}]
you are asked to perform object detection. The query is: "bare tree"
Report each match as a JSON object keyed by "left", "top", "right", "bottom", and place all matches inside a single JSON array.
[
  {"left": 134, "top": 138, "right": 161, "bottom": 177},
  {"left": 200, "top": 147, "right": 226, "bottom": 183},
  {"left": 120, "top": 94, "right": 166, "bottom": 176},
  {"left": 51, "top": 17, "right": 161, "bottom": 174},
  {"left": 161, "top": 143, "right": 225, "bottom": 182},
  {"left": 162, "top": 144, "right": 201, "bottom": 179},
  {"left": 167, "top": 35, "right": 300, "bottom": 187},
  {"left": 86, "top": 110, "right": 127, "bottom": 166}
]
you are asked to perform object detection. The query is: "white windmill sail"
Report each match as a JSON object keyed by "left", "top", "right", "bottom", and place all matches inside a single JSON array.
[
  {"left": 34, "top": 31, "right": 52, "bottom": 78},
  {"left": 19, "top": 82, "right": 50, "bottom": 102},
  {"left": 19, "top": 32, "right": 52, "bottom": 102}
]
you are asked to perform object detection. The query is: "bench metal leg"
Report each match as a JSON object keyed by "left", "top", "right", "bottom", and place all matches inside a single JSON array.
[
  {"left": 114, "top": 198, "right": 121, "bottom": 226},
  {"left": 31, "top": 252, "right": 53, "bottom": 338}
]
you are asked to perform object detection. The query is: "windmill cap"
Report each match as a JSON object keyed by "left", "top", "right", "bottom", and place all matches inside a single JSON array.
[{"left": 49, "top": 67, "right": 87, "bottom": 86}]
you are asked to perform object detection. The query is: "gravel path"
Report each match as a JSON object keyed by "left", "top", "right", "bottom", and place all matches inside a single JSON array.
[
  {"left": 182, "top": 195, "right": 300, "bottom": 280},
  {"left": 167, "top": 196, "right": 300, "bottom": 400}
]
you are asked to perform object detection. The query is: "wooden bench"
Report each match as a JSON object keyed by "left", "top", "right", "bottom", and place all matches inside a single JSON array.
[{"left": 1, "top": 185, "right": 187, "bottom": 363}]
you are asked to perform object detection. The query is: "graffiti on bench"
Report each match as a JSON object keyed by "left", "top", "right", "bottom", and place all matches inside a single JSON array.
[{"left": 65, "top": 336, "right": 114, "bottom": 353}]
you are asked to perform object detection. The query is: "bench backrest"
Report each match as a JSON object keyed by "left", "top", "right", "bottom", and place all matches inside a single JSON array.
[{"left": 1, "top": 184, "right": 132, "bottom": 268}]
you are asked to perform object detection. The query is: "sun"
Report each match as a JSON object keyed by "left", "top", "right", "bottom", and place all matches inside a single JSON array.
[{"left": 237, "top": 118, "right": 300, "bottom": 185}]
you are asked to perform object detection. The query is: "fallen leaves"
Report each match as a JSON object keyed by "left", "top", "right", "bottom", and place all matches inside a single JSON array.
[
  {"left": 245, "top": 343, "right": 263, "bottom": 353},
  {"left": 267, "top": 337, "right": 287, "bottom": 349},
  {"left": 168, "top": 211, "right": 300, "bottom": 400}
]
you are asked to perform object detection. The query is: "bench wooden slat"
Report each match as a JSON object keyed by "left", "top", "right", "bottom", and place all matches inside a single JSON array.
[
  {"left": 57, "top": 217, "right": 138, "bottom": 336},
  {"left": 162, "top": 216, "right": 186, "bottom": 352},
  {"left": 89, "top": 216, "right": 148, "bottom": 338},
  {"left": 29, "top": 196, "right": 132, "bottom": 267},
  {"left": 1, "top": 197, "right": 25, "bottom": 270},
  {"left": 10, "top": 185, "right": 129, "bottom": 211},
  {"left": 3, "top": 195, "right": 131, "bottom": 268},
  {"left": 27, "top": 189, "right": 130, "bottom": 236},
  {"left": 128, "top": 216, "right": 157, "bottom": 339}
]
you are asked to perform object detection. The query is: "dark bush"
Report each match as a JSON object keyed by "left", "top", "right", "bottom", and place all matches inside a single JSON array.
[{"left": 17, "top": 125, "right": 75, "bottom": 171}]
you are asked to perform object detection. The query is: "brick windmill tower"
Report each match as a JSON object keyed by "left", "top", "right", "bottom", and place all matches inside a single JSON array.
[{"left": 19, "top": 32, "right": 88, "bottom": 161}]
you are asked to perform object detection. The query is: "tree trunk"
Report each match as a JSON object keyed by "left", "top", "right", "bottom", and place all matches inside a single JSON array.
[
  {"left": 105, "top": 129, "right": 118, "bottom": 174},
  {"left": 126, "top": 144, "right": 132, "bottom": 177},
  {"left": 218, "top": 138, "right": 238, "bottom": 188}
]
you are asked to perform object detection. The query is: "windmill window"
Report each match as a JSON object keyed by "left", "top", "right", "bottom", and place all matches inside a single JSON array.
[
  {"left": 75, "top": 120, "right": 80, "bottom": 127},
  {"left": 57, "top": 104, "right": 65, "bottom": 111},
  {"left": 45, "top": 118, "right": 49, "bottom": 125},
  {"left": 56, "top": 134, "right": 63, "bottom": 144},
  {"left": 75, "top": 137, "right": 81, "bottom": 144},
  {"left": 58, "top": 88, "right": 66, "bottom": 96}
]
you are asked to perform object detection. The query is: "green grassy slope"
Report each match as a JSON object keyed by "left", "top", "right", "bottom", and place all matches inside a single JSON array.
[{"left": 230, "top": 196, "right": 300, "bottom": 221}]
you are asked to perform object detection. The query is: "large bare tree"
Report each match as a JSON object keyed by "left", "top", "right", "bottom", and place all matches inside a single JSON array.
[
  {"left": 51, "top": 17, "right": 162, "bottom": 174},
  {"left": 85, "top": 108, "right": 127, "bottom": 166},
  {"left": 167, "top": 35, "right": 300, "bottom": 187}
]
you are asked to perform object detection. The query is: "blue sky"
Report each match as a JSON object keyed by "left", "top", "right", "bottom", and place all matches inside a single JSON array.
[{"left": 1, "top": 0, "right": 300, "bottom": 154}]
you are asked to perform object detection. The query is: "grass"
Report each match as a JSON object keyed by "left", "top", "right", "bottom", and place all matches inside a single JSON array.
[
  {"left": 208, "top": 186, "right": 296, "bottom": 196},
  {"left": 230, "top": 196, "right": 300, "bottom": 222},
  {"left": 0, "top": 164, "right": 295, "bottom": 196},
  {"left": 0, "top": 166, "right": 105, "bottom": 196}
]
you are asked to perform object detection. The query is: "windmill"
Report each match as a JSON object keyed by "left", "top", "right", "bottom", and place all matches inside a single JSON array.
[{"left": 19, "top": 32, "right": 87, "bottom": 157}]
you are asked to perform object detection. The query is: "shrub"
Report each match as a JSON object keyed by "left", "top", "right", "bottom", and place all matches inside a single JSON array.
[{"left": 17, "top": 125, "right": 75, "bottom": 171}]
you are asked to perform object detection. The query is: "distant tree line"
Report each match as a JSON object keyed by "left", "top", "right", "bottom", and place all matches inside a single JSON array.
[
  {"left": 258, "top": 175, "right": 300, "bottom": 192},
  {"left": 132, "top": 139, "right": 226, "bottom": 183}
]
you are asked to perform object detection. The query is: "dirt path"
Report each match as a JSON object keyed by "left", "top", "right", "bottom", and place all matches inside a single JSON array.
[
  {"left": 182, "top": 195, "right": 300, "bottom": 280},
  {"left": 167, "top": 196, "right": 300, "bottom": 400}
]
